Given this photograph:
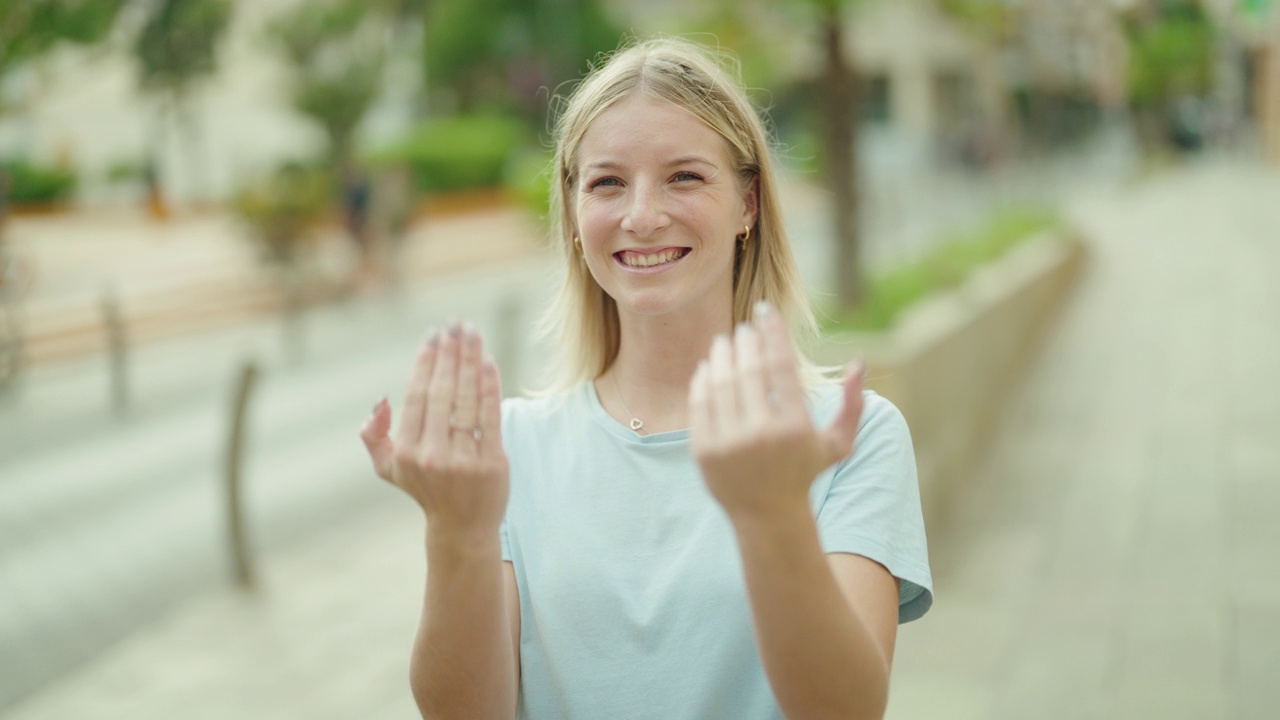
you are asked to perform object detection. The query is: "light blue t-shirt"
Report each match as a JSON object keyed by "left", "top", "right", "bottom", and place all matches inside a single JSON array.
[{"left": 499, "top": 381, "right": 932, "bottom": 720}]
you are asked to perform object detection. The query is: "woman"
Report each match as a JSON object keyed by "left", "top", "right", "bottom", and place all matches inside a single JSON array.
[{"left": 360, "top": 37, "right": 932, "bottom": 720}]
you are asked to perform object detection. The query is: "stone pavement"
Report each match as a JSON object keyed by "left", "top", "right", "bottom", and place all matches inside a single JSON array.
[
  {"left": 5, "top": 156, "right": 1277, "bottom": 719},
  {"left": 887, "top": 156, "right": 1280, "bottom": 720}
]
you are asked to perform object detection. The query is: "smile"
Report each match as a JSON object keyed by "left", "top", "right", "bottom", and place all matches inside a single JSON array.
[{"left": 614, "top": 247, "right": 690, "bottom": 270}]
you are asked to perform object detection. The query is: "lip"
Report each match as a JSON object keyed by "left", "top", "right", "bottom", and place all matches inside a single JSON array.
[{"left": 613, "top": 247, "right": 691, "bottom": 274}]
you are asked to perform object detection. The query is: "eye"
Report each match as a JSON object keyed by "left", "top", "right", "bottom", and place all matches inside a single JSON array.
[
  {"left": 672, "top": 171, "right": 702, "bottom": 183},
  {"left": 588, "top": 177, "right": 621, "bottom": 189}
]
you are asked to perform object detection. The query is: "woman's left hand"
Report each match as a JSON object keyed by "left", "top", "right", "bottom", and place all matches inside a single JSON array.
[{"left": 689, "top": 302, "right": 865, "bottom": 524}]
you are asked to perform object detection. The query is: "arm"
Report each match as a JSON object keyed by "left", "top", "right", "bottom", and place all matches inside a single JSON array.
[
  {"left": 689, "top": 302, "right": 900, "bottom": 720},
  {"left": 731, "top": 505, "right": 900, "bottom": 720},
  {"left": 359, "top": 323, "right": 519, "bottom": 719},
  {"left": 408, "top": 536, "right": 519, "bottom": 720}
]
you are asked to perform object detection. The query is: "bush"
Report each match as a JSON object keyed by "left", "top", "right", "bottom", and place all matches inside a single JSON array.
[
  {"left": 823, "top": 206, "right": 1059, "bottom": 332},
  {"left": 371, "top": 115, "right": 528, "bottom": 194},
  {"left": 1, "top": 160, "right": 78, "bottom": 204},
  {"left": 232, "top": 165, "right": 335, "bottom": 266},
  {"left": 504, "top": 147, "right": 553, "bottom": 222}
]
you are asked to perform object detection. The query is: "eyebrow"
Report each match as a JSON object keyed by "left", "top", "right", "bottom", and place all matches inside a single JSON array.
[{"left": 584, "top": 155, "right": 717, "bottom": 171}]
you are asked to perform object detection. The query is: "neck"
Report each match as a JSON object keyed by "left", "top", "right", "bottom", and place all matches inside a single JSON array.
[{"left": 597, "top": 303, "right": 733, "bottom": 434}]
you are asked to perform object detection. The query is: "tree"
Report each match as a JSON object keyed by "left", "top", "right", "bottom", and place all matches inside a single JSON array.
[
  {"left": 423, "top": 0, "right": 622, "bottom": 116},
  {"left": 269, "top": 0, "right": 388, "bottom": 267},
  {"left": 1124, "top": 0, "right": 1216, "bottom": 149},
  {"left": 133, "top": 0, "right": 233, "bottom": 207},
  {"left": 0, "top": 0, "right": 125, "bottom": 89},
  {"left": 814, "top": 0, "right": 864, "bottom": 309},
  {"left": 1, "top": 1, "right": 126, "bottom": 235}
]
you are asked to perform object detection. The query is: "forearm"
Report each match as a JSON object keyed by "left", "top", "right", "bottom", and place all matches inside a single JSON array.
[
  {"left": 733, "top": 501, "right": 889, "bottom": 720},
  {"left": 411, "top": 528, "right": 516, "bottom": 720}
]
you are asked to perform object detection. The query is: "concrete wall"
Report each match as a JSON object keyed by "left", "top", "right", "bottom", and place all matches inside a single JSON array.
[{"left": 815, "top": 231, "right": 1087, "bottom": 531}]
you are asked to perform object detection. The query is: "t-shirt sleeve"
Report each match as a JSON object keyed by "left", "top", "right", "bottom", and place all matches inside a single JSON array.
[{"left": 814, "top": 391, "right": 933, "bottom": 624}]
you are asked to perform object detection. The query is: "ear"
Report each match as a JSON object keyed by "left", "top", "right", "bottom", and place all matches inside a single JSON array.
[{"left": 740, "top": 173, "right": 760, "bottom": 229}]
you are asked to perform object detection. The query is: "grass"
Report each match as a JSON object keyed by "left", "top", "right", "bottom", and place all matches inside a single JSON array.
[{"left": 821, "top": 205, "right": 1060, "bottom": 332}]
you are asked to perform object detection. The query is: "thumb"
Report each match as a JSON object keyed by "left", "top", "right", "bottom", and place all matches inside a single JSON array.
[
  {"left": 821, "top": 361, "right": 865, "bottom": 464},
  {"left": 360, "top": 397, "right": 395, "bottom": 481}
]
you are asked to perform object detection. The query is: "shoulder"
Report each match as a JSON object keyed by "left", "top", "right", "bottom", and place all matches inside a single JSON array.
[{"left": 807, "top": 383, "right": 909, "bottom": 440}]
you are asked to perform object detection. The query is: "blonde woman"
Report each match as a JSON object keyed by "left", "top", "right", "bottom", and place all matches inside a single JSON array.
[{"left": 360, "top": 37, "right": 932, "bottom": 720}]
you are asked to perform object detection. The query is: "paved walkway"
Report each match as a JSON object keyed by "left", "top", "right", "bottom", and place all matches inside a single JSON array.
[
  {"left": 889, "top": 157, "right": 1280, "bottom": 720},
  {"left": 4, "top": 157, "right": 1277, "bottom": 719}
]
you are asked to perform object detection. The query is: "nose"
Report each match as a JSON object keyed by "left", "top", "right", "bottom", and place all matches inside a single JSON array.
[{"left": 619, "top": 181, "right": 670, "bottom": 239}]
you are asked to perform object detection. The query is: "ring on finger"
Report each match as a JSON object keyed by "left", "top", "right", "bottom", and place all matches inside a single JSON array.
[{"left": 448, "top": 415, "right": 482, "bottom": 441}]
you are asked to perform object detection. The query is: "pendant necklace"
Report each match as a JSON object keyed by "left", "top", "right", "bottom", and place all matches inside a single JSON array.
[{"left": 611, "top": 373, "right": 646, "bottom": 434}]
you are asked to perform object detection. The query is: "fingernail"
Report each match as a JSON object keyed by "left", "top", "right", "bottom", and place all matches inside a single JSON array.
[
  {"left": 426, "top": 330, "right": 440, "bottom": 348},
  {"left": 448, "top": 320, "right": 463, "bottom": 337},
  {"left": 754, "top": 300, "right": 775, "bottom": 316},
  {"left": 371, "top": 397, "right": 385, "bottom": 414},
  {"left": 735, "top": 322, "right": 750, "bottom": 334}
]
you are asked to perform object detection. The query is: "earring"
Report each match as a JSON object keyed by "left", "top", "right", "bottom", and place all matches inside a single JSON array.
[
  {"left": 574, "top": 236, "right": 582, "bottom": 252},
  {"left": 737, "top": 225, "right": 751, "bottom": 243}
]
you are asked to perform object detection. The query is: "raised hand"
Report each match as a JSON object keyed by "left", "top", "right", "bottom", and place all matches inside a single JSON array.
[
  {"left": 689, "top": 302, "right": 864, "bottom": 524},
  {"left": 359, "top": 322, "right": 509, "bottom": 541}
]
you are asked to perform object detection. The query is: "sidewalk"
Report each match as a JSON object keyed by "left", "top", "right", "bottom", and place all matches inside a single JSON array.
[
  {"left": 3, "top": 200, "right": 546, "bottom": 367},
  {"left": 4, "top": 157, "right": 1276, "bottom": 719}
]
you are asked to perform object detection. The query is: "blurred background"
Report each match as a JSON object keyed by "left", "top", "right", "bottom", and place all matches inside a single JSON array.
[{"left": 0, "top": 0, "right": 1277, "bottom": 718}]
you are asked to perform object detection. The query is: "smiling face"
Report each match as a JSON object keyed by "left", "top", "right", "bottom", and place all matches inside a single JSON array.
[{"left": 572, "top": 94, "right": 757, "bottom": 325}]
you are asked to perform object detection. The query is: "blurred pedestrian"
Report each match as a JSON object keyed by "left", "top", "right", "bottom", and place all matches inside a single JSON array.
[{"left": 360, "top": 36, "right": 932, "bottom": 720}]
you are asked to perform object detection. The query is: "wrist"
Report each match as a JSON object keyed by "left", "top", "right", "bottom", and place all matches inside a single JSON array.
[
  {"left": 426, "top": 522, "right": 503, "bottom": 563},
  {"left": 727, "top": 496, "right": 816, "bottom": 544}
]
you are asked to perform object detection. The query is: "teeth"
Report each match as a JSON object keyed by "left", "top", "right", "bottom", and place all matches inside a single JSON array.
[{"left": 623, "top": 249, "right": 682, "bottom": 267}]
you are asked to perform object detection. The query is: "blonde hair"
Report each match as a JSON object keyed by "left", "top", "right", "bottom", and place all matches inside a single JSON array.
[{"left": 536, "top": 36, "right": 827, "bottom": 392}]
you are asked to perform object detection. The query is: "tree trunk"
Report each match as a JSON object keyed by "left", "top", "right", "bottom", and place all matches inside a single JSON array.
[{"left": 822, "top": 6, "right": 862, "bottom": 309}]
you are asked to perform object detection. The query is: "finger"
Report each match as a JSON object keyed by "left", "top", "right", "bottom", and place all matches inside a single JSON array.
[
  {"left": 732, "top": 323, "right": 770, "bottom": 427},
  {"left": 708, "top": 334, "right": 739, "bottom": 432},
  {"left": 450, "top": 325, "right": 482, "bottom": 457},
  {"left": 477, "top": 354, "right": 504, "bottom": 458},
  {"left": 359, "top": 397, "right": 395, "bottom": 480},
  {"left": 423, "top": 321, "right": 463, "bottom": 452},
  {"left": 754, "top": 301, "right": 807, "bottom": 422},
  {"left": 688, "top": 360, "right": 714, "bottom": 448},
  {"left": 395, "top": 332, "right": 438, "bottom": 447},
  {"left": 822, "top": 361, "right": 866, "bottom": 463}
]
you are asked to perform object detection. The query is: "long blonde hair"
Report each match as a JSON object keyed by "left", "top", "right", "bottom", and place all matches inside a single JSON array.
[{"left": 536, "top": 36, "right": 826, "bottom": 392}]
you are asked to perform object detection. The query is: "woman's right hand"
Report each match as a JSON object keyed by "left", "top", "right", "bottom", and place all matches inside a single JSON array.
[{"left": 359, "top": 322, "right": 509, "bottom": 541}]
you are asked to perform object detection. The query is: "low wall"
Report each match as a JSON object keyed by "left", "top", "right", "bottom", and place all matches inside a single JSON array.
[{"left": 815, "top": 231, "right": 1087, "bottom": 531}]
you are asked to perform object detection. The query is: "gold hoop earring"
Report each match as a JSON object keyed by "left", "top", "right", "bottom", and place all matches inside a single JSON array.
[
  {"left": 737, "top": 225, "right": 751, "bottom": 243},
  {"left": 574, "top": 236, "right": 582, "bottom": 252}
]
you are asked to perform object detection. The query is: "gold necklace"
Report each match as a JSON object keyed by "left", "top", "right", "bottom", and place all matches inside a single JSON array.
[{"left": 610, "top": 373, "right": 645, "bottom": 434}]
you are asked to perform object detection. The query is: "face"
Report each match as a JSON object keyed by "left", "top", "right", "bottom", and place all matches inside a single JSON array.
[{"left": 572, "top": 94, "right": 757, "bottom": 323}]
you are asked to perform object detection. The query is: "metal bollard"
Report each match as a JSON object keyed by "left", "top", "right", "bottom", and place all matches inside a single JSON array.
[
  {"left": 101, "top": 284, "right": 129, "bottom": 415},
  {"left": 224, "top": 359, "right": 259, "bottom": 590}
]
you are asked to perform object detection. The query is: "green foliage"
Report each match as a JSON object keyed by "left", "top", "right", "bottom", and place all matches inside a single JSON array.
[
  {"left": 372, "top": 115, "right": 529, "bottom": 193},
  {"left": 1, "top": 159, "right": 77, "bottom": 204},
  {"left": 0, "top": 0, "right": 125, "bottom": 78},
  {"left": 423, "top": 0, "right": 623, "bottom": 113},
  {"left": 135, "top": 0, "right": 232, "bottom": 96},
  {"left": 233, "top": 166, "right": 335, "bottom": 266},
  {"left": 938, "top": 0, "right": 1020, "bottom": 42},
  {"left": 268, "top": 0, "right": 387, "bottom": 162},
  {"left": 1126, "top": 2, "right": 1215, "bottom": 108},
  {"left": 504, "top": 147, "right": 554, "bottom": 221},
  {"left": 822, "top": 206, "right": 1059, "bottom": 332}
]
